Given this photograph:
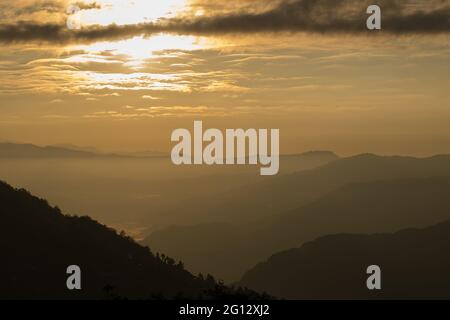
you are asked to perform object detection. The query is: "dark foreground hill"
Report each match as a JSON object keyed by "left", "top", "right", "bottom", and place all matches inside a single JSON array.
[
  {"left": 0, "top": 181, "right": 264, "bottom": 300},
  {"left": 144, "top": 175, "right": 450, "bottom": 282},
  {"left": 239, "top": 220, "right": 450, "bottom": 299}
]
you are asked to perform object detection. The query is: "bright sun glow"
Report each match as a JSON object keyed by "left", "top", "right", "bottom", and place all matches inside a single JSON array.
[
  {"left": 76, "top": 35, "right": 206, "bottom": 68},
  {"left": 64, "top": 1, "right": 217, "bottom": 90},
  {"left": 79, "top": 0, "right": 188, "bottom": 26},
  {"left": 69, "top": 1, "right": 219, "bottom": 68}
]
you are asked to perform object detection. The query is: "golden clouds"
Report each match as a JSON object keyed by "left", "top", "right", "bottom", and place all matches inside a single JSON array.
[{"left": 0, "top": 1, "right": 449, "bottom": 156}]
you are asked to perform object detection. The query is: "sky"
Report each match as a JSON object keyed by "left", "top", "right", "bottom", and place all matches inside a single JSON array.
[{"left": 0, "top": 0, "right": 449, "bottom": 155}]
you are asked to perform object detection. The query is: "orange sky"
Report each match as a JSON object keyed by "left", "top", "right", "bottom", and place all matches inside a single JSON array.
[{"left": 0, "top": 0, "right": 449, "bottom": 156}]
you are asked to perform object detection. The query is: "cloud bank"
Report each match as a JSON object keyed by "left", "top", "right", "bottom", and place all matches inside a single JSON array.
[{"left": 0, "top": 0, "right": 449, "bottom": 43}]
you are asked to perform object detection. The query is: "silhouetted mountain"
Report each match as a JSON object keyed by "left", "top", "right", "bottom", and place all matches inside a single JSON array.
[
  {"left": 144, "top": 173, "right": 450, "bottom": 282},
  {"left": 0, "top": 181, "right": 266, "bottom": 300},
  {"left": 0, "top": 143, "right": 123, "bottom": 159},
  {"left": 150, "top": 151, "right": 339, "bottom": 227},
  {"left": 119, "top": 150, "right": 168, "bottom": 158},
  {"left": 155, "top": 154, "right": 450, "bottom": 227},
  {"left": 51, "top": 144, "right": 102, "bottom": 154},
  {"left": 263, "top": 175, "right": 450, "bottom": 248},
  {"left": 239, "top": 219, "right": 450, "bottom": 299},
  {"left": 278, "top": 151, "right": 339, "bottom": 174},
  {"left": 51, "top": 144, "right": 168, "bottom": 158}
]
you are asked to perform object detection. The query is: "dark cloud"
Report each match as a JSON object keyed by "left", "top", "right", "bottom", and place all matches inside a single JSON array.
[
  {"left": 0, "top": 22, "right": 163, "bottom": 44},
  {"left": 172, "top": 0, "right": 450, "bottom": 34},
  {"left": 73, "top": 2, "right": 102, "bottom": 10},
  {"left": 0, "top": 1, "right": 101, "bottom": 21},
  {"left": 0, "top": 0, "right": 449, "bottom": 44}
]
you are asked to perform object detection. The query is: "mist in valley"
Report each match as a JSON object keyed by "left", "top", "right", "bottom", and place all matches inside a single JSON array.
[{"left": 0, "top": 144, "right": 336, "bottom": 239}]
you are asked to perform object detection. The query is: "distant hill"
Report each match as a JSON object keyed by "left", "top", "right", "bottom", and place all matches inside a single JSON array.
[
  {"left": 0, "top": 142, "right": 168, "bottom": 159},
  {"left": 119, "top": 150, "right": 168, "bottom": 158},
  {"left": 52, "top": 144, "right": 168, "bottom": 158},
  {"left": 0, "top": 180, "right": 265, "bottom": 300},
  {"left": 0, "top": 143, "right": 121, "bottom": 159},
  {"left": 149, "top": 150, "right": 339, "bottom": 227},
  {"left": 144, "top": 169, "right": 450, "bottom": 282},
  {"left": 153, "top": 154, "right": 450, "bottom": 227},
  {"left": 239, "top": 220, "right": 450, "bottom": 299},
  {"left": 51, "top": 144, "right": 102, "bottom": 154},
  {"left": 278, "top": 151, "right": 339, "bottom": 174},
  {"left": 262, "top": 175, "right": 450, "bottom": 249}
]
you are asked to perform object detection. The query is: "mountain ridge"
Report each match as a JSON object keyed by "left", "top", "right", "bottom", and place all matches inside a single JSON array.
[
  {"left": 143, "top": 154, "right": 450, "bottom": 282},
  {"left": 239, "top": 219, "right": 450, "bottom": 299},
  {"left": 0, "top": 180, "right": 265, "bottom": 299},
  {"left": 150, "top": 153, "right": 450, "bottom": 228},
  {"left": 0, "top": 142, "right": 123, "bottom": 159}
]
